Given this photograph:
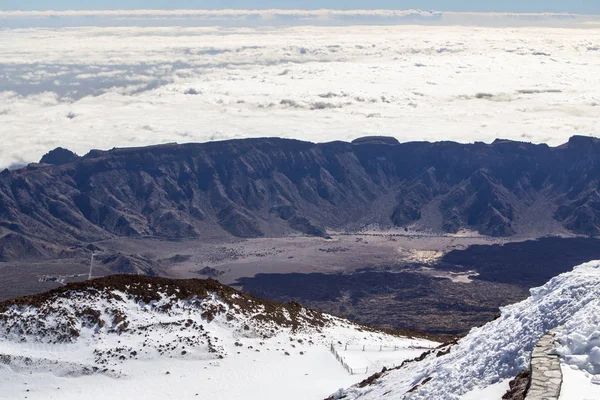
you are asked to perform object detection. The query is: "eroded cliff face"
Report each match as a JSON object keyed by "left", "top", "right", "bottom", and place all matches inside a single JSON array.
[{"left": 1, "top": 135, "right": 600, "bottom": 260}]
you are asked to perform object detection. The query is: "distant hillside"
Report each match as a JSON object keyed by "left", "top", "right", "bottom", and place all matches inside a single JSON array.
[{"left": 1, "top": 135, "right": 600, "bottom": 260}]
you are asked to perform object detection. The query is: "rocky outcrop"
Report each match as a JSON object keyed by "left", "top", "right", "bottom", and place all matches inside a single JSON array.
[
  {"left": 39, "top": 147, "right": 80, "bottom": 166},
  {"left": 503, "top": 369, "right": 531, "bottom": 400},
  {"left": 351, "top": 136, "right": 401, "bottom": 145},
  {"left": 0, "top": 274, "right": 328, "bottom": 338},
  {"left": 2, "top": 136, "right": 600, "bottom": 260}
]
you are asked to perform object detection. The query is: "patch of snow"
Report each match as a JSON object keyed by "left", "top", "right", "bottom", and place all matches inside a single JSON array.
[
  {"left": 560, "top": 364, "right": 600, "bottom": 400},
  {"left": 461, "top": 379, "right": 511, "bottom": 400},
  {"left": 555, "top": 301, "right": 600, "bottom": 377},
  {"left": 337, "top": 343, "right": 435, "bottom": 375}
]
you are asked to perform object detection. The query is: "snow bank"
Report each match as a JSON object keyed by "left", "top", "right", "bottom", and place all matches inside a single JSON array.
[
  {"left": 340, "top": 261, "right": 600, "bottom": 399},
  {"left": 560, "top": 366, "right": 600, "bottom": 399},
  {"left": 555, "top": 301, "right": 600, "bottom": 380}
]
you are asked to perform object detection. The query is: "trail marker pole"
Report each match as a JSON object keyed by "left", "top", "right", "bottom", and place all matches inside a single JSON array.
[{"left": 88, "top": 252, "right": 95, "bottom": 280}]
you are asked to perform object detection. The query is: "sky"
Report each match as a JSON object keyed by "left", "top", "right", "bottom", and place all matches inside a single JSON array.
[{"left": 1, "top": 0, "right": 599, "bottom": 14}]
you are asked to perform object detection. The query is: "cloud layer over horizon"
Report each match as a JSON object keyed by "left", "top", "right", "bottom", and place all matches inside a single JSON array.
[
  {"left": 1, "top": 24, "right": 599, "bottom": 169},
  {"left": 2, "top": 9, "right": 600, "bottom": 28}
]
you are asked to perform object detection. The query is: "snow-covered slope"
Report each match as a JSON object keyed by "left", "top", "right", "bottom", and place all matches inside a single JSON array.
[
  {"left": 4, "top": 263, "right": 600, "bottom": 400},
  {"left": 337, "top": 261, "right": 600, "bottom": 399},
  {"left": 0, "top": 275, "right": 437, "bottom": 400}
]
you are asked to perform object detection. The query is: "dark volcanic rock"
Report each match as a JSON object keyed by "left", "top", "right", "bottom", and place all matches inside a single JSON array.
[
  {"left": 196, "top": 267, "right": 224, "bottom": 277},
  {"left": 217, "top": 206, "right": 263, "bottom": 238},
  {"left": 554, "top": 189, "right": 600, "bottom": 236},
  {"left": 2, "top": 136, "right": 600, "bottom": 260},
  {"left": 101, "top": 253, "right": 161, "bottom": 276},
  {"left": 235, "top": 270, "right": 527, "bottom": 335},
  {"left": 0, "top": 233, "right": 49, "bottom": 262},
  {"left": 502, "top": 369, "right": 531, "bottom": 400},
  {"left": 441, "top": 169, "right": 516, "bottom": 236},
  {"left": 40, "top": 147, "right": 80, "bottom": 165},
  {"left": 352, "top": 136, "right": 400, "bottom": 145},
  {"left": 440, "top": 237, "right": 600, "bottom": 287},
  {"left": 271, "top": 206, "right": 329, "bottom": 238}
]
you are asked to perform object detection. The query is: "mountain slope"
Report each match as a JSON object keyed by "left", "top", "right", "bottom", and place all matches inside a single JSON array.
[
  {"left": 1, "top": 136, "right": 600, "bottom": 261},
  {"left": 0, "top": 275, "right": 437, "bottom": 400},
  {"left": 335, "top": 260, "right": 600, "bottom": 399}
]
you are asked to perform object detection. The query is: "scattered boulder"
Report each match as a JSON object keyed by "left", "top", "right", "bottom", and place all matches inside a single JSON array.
[{"left": 502, "top": 369, "right": 531, "bottom": 400}]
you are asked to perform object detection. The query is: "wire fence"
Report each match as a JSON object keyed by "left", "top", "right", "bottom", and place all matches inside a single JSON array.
[
  {"left": 329, "top": 343, "right": 369, "bottom": 375},
  {"left": 329, "top": 342, "right": 437, "bottom": 375},
  {"left": 339, "top": 343, "right": 434, "bottom": 352}
]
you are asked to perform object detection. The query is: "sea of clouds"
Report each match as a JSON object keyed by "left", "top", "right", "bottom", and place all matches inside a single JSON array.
[
  {"left": 1, "top": 11, "right": 599, "bottom": 169},
  {"left": 2, "top": 9, "right": 600, "bottom": 28}
]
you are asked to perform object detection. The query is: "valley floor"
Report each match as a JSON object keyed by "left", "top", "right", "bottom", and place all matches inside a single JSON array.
[{"left": 4, "top": 232, "right": 600, "bottom": 336}]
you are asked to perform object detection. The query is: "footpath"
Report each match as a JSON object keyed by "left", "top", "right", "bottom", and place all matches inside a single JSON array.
[{"left": 527, "top": 332, "right": 562, "bottom": 400}]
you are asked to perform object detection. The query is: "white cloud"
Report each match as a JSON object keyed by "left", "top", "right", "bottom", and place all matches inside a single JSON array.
[
  {"left": 0, "top": 24, "right": 599, "bottom": 169},
  {"left": 0, "top": 9, "right": 438, "bottom": 17},
  {"left": 1, "top": 9, "right": 600, "bottom": 29}
]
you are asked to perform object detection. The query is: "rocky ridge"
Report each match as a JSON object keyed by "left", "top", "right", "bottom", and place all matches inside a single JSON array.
[
  {"left": 0, "top": 275, "right": 328, "bottom": 347},
  {"left": 1, "top": 136, "right": 600, "bottom": 261}
]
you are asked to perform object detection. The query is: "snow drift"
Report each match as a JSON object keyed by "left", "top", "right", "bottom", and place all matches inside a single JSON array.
[{"left": 338, "top": 260, "right": 600, "bottom": 399}]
